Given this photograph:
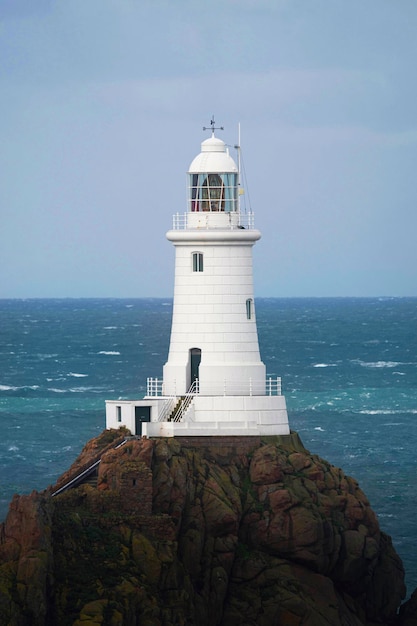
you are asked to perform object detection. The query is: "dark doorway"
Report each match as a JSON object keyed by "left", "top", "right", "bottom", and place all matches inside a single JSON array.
[
  {"left": 135, "top": 406, "right": 151, "bottom": 436},
  {"left": 190, "top": 348, "right": 201, "bottom": 389}
]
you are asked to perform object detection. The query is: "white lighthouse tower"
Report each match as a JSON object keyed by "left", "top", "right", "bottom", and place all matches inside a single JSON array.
[{"left": 106, "top": 121, "right": 290, "bottom": 437}]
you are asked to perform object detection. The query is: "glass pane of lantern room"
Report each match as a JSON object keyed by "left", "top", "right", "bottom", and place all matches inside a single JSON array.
[{"left": 208, "top": 174, "right": 223, "bottom": 211}]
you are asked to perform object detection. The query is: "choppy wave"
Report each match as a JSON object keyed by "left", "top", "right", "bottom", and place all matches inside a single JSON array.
[
  {"left": 354, "top": 360, "right": 408, "bottom": 369},
  {"left": 68, "top": 372, "right": 88, "bottom": 378},
  {"left": 359, "top": 409, "right": 417, "bottom": 416},
  {"left": 313, "top": 363, "right": 337, "bottom": 368},
  {"left": 98, "top": 351, "right": 121, "bottom": 355},
  {"left": 0, "top": 384, "right": 40, "bottom": 392}
]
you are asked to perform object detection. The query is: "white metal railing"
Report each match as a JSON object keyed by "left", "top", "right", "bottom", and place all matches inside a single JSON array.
[
  {"left": 147, "top": 377, "right": 282, "bottom": 398},
  {"left": 172, "top": 211, "right": 255, "bottom": 230},
  {"left": 147, "top": 377, "right": 164, "bottom": 396}
]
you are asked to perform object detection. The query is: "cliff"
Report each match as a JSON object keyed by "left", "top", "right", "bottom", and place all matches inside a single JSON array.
[{"left": 0, "top": 429, "right": 414, "bottom": 626}]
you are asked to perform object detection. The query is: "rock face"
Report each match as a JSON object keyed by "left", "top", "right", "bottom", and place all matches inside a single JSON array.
[{"left": 0, "top": 429, "right": 412, "bottom": 625}]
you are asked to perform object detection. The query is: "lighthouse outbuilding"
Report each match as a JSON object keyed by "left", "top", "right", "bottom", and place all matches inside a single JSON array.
[{"left": 106, "top": 125, "right": 290, "bottom": 437}]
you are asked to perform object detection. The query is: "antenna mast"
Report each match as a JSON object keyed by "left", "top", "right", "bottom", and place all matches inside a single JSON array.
[{"left": 234, "top": 123, "right": 243, "bottom": 213}]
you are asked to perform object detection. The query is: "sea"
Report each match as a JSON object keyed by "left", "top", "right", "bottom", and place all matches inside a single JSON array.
[{"left": 1, "top": 297, "right": 416, "bottom": 596}]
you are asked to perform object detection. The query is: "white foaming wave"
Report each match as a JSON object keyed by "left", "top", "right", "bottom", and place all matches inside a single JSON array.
[
  {"left": 314, "top": 426, "right": 325, "bottom": 431},
  {"left": 8, "top": 445, "right": 19, "bottom": 452},
  {"left": 68, "top": 372, "right": 88, "bottom": 378},
  {"left": 98, "top": 351, "right": 121, "bottom": 355},
  {"left": 68, "top": 387, "right": 104, "bottom": 393},
  {"left": 48, "top": 385, "right": 105, "bottom": 394},
  {"left": 354, "top": 359, "right": 408, "bottom": 369},
  {"left": 0, "top": 384, "right": 40, "bottom": 391},
  {"left": 103, "top": 326, "right": 118, "bottom": 329},
  {"left": 313, "top": 363, "right": 337, "bottom": 368},
  {"left": 359, "top": 409, "right": 417, "bottom": 416}
]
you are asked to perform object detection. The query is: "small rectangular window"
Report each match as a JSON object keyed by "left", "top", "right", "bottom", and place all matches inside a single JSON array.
[
  {"left": 116, "top": 405, "right": 122, "bottom": 422},
  {"left": 192, "top": 252, "right": 203, "bottom": 272},
  {"left": 246, "top": 298, "right": 253, "bottom": 320}
]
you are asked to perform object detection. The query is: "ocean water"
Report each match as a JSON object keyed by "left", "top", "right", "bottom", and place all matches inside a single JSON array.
[{"left": 1, "top": 297, "right": 416, "bottom": 595}]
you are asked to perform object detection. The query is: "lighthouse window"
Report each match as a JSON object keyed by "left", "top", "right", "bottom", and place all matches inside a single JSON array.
[
  {"left": 246, "top": 298, "right": 253, "bottom": 320},
  {"left": 189, "top": 173, "right": 237, "bottom": 212},
  {"left": 201, "top": 174, "right": 224, "bottom": 212},
  {"left": 116, "top": 405, "right": 122, "bottom": 422},
  {"left": 192, "top": 252, "right": 204, "bottom": 272}
]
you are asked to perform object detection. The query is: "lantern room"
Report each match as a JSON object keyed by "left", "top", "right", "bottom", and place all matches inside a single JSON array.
[{"left": 188, "top": 136, "right": 238, "bottom": 213}]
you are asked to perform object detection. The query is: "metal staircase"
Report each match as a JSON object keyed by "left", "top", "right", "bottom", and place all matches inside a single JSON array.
[{"left": 169, "top": 380, "right": 198, "bottom": 422}]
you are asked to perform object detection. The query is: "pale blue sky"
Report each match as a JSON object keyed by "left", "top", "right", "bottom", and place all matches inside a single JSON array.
[{"left": 1, "top": 0, "right": 416, "bottom": 297}]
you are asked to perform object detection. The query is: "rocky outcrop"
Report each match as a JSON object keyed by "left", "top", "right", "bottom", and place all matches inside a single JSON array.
[{"left": 0, "top": 429, "right": 412, "bottom": 625}]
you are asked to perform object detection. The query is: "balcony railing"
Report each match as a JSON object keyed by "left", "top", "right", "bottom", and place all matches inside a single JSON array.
[
  {"left": 171, "top": 211, "right": 255, "bottom": 230},
  {"left": 147, "top": 377, "right": 282, "bottom": 397}
]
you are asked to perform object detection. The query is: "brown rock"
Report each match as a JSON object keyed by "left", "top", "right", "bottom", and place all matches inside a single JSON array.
[{"left": 0, "top": 429, "right": 408, "bottom": 626}]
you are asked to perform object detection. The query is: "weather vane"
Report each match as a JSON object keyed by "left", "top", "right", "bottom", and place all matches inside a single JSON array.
[{"left": 203, "top": 115, "right": 224, "bottom": 137}]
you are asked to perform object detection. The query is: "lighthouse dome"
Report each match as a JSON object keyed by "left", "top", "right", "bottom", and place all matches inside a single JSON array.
[{"left": 188, "top": 136, "right": 238, "bottom": 174}]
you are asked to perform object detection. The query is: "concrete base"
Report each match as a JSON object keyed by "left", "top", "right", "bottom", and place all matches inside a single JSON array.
[
  {"left": 106, "top": 393, "right": 290, "bottom": 437},
  {"left": 142, "top": 420, "right": 290, "bottom": 437}
]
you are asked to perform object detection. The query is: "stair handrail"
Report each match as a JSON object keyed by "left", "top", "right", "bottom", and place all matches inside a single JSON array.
[
  {"left": 157, "top": 395, "right": 178, "bottom": 422},
  {"left": 51, "top": 436, "right": 127, "bottom": 497},
  {"left": 172, "top": 380, "right": 198, "bottom": 422}
]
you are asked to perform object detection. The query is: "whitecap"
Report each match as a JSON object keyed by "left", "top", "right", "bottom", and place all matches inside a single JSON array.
[
  {"left": 0, "top": 384, "right": 39, "bottom": 391},
  {"left": 98, "top": 351, "right": 121, "bottom": 355},
  {"left": 355, "top": 360, "right": 402, "bottom": 368},
  {"left": 359, "top": 410, "right": 399, "bottom": 416},
  {"left": 314, "top": 426, "right": 325, "bottom": 431},
  {"left": 68, "top": 386, "right": 102, "bottom": 393},
  {"left": 313, "top": 363, "right": 337, "bottom": 368},
  {"left": 8, "top": 445, "right": 19, "bottom": 452},
  {"left": 68, "top": 372, "right": 88, "bottom": 378},
  {"left": 48, "top": 388, "right": 66, "bottom": 393},
  {"left": 103, "top": 326, "right": 118, "bottom": 329}
]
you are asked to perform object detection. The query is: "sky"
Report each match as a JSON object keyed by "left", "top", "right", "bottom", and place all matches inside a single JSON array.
[{"left": 1, "top": 0, "right": 416, "bottom": 298}]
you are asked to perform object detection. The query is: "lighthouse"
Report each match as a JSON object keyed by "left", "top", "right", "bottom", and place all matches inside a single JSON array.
[{"left": 106, "top": 121, "right": 290, "bottom": 437}]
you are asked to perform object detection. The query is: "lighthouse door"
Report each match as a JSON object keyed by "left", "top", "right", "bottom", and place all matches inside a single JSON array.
[
  {"left": 190, "top": 348, "right": 201, "bottom": 390},
  {"left": 134, "top": 406, "right": 151, "bottom": 436}
]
